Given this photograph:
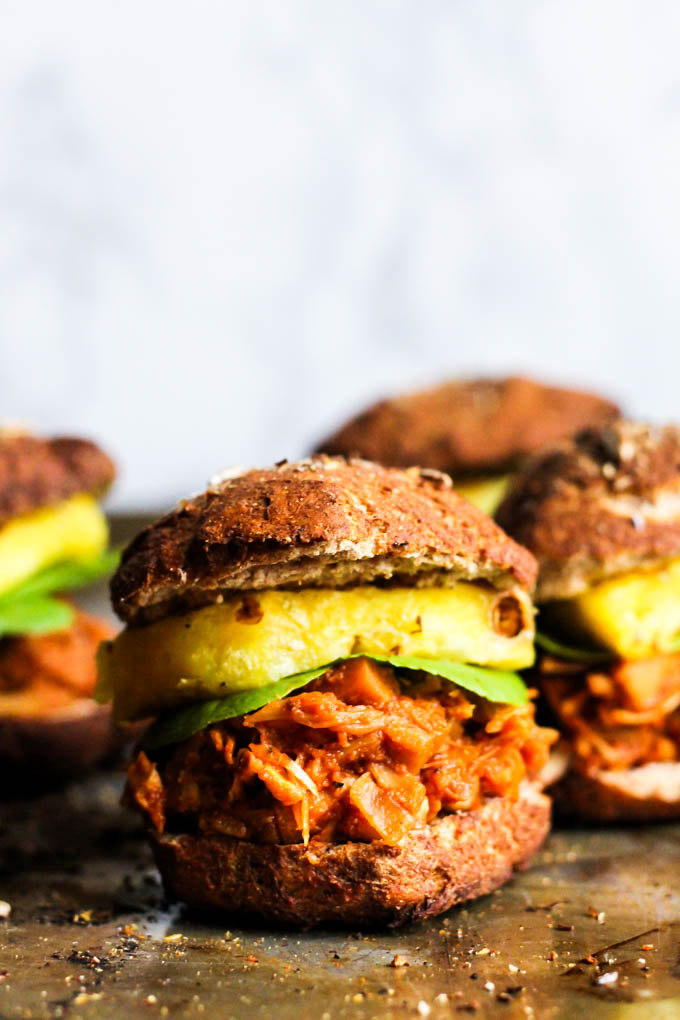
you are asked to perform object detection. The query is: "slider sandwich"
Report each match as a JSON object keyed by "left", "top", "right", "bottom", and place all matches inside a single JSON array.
[
  {"left": 99, "top": 457, "right": 556, "bottom": 927},
  {"left": 497, "top": 423, "right": 680, "bottom": 820},
  {"left": 316, "top": 376, "right": 620, "bottom": 515},
  {"left": 0, "top": 432, "right": 118, "bottom": 788}
]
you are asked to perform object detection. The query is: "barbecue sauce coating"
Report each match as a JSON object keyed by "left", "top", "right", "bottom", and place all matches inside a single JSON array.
[{"left": 127, "top": 658, "right": 555, "bottom": 846}]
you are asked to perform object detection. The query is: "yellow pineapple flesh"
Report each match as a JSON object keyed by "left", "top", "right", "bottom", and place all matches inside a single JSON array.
[
  {"left": 98, "top": 582, "right": 535, "bottom": 721},
  {"left": 543, "top": 557, "right": 680, "bottom": 661},
  {"left": 0, "top": 494, "right": 108, "bottom": 598}
]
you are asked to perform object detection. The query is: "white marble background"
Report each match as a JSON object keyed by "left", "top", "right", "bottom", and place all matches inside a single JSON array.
[{"left": 0, "top": 1, "right": 679, "bottom": 509}]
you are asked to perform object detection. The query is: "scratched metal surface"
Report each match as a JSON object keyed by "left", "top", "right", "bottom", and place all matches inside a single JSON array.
[{"left": 1, "top": 517, "right": 680, "bottom": 1019}]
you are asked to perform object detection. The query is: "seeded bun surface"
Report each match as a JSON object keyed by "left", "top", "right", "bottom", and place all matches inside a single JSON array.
[
  {"left": 111, "top": 457, "right": 538, "bottom": 625},
  {"left": 0, "top": 433, "right": 115, "bottom": 527},
  {"left": 315, "top": 377, "right": 620, "bottom": 478},
  {"left": 496, "top": 422, "right": 680, "bottom": 601}
]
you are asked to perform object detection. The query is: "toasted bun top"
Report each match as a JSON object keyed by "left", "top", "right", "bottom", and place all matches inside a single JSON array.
[
  {"left": 0, "top": 432, "right": 115, "bottom": 528},
  {"left": 496, "top": 421, "right": 680, "bottom": 601},
  {"left": 315, "top": 377, "right": 620, "bottom": 478},
  {"left": 111, "top": 457, "right": 537, "bottom": 624}
]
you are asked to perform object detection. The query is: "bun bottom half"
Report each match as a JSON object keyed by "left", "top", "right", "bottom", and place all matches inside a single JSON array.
[
  {"left": 552, "top": 762, "right": 680, "bottom": 823},
  {"left": 149, "top": 783, "right": 550, "bottom": 927},
  {"left": 0, "top": 702, "right": 129, "bottom": 795}
]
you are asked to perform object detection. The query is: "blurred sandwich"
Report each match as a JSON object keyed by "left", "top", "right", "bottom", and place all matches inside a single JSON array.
[
  {"left": 316, "top": 376, "right": 620, "bottom": 515},
  {"left": 0, "top": 432, "right": 120, "bottom": 789},
  {"left": 98, "top": 457, "right": 555, "bottom": 927},
  {"left": 497, "top": 422, "right": 680, "bottom": 820}
]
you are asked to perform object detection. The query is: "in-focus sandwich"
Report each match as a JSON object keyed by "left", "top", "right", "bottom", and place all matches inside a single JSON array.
[
  {"left": 98, "top": 457, "right": 556, "bottom": 927},
  {"left": 497, "top": 422, "right": 680, "bottom": 821},
  {"left": 0, "top": 431, "right": 119, "bottom": 788},
  {"left": 316, "top": 376, "right": 620, "bottom": 515}
]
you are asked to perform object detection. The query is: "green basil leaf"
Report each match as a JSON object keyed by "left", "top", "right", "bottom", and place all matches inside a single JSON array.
[
  {"left": 362, "top": 654, "right": 528, "bottom": 705},
  {"left": 535, "top": 631, "right": 612, "bottom": 664},
  {"left": 143, "top": 665, "right": 330, "bottom": 749},
  {"left": 143, "top": 655, "right": 528, "bottom": 749},
  {"left": 0, "top": 596, "right": 75, "bottom": 638},
  {"left": 0, "top": 548, "right": 120, "bottom": 606}
]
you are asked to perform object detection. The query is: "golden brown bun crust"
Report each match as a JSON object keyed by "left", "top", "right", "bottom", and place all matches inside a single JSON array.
[
  {"left": 315, "top": 377, "right": 620, "bottom": 478},
  {"left": 0, "top": 702, "right": 128, "bottom": 794},
  {"left": 0, "top": 433, "right": 115, "bottom": 527},
  {"left": 111, "top": 457, "right": 538, "bottom": 625},
  {"left": 149, "top": 784, "right": 550, "bottom": 927},
  {"left": 551, "top": 764, "right": 680, "bottom": 823},
  {"left": 496, "top": 421, "right": 680, "bottom": 601}
]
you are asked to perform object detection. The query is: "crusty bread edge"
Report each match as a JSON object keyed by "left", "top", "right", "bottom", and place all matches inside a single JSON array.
[
  {"left": 112, "top": 456, "right": 538, "bottom": 625},
  {"left": 123, "top": 547, "right": 532, "bottom": 625},
  {"left": 148, "top": 783, "right": 550, "bottom": 928},
  {"left": 551, "top": 762, "right": 680, "bottom": 822},
  {"left": 0, "top": 702, "right": 129, "bottom": 794}
]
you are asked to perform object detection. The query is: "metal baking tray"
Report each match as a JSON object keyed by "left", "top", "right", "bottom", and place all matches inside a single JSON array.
[{"left": 1, "top": 517, "right": 679, "bottom": 1018}]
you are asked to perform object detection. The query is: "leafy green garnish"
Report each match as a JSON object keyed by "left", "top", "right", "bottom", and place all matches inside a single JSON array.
[
  {"left": 535, "top": 630, "right": 612, "bottom": 664},
  {"left": 0, "top": 548, "right": 120, "bottom": 604},
  {"left": 0, "top": 548, "right": 120, "bottom": 639},
  {"left": 143, "top": 665, "right": 330, "bottom": 749},
  {"left": 364, "top": 654, "right": 528, "bottom": 705},
  {"left": 0, "top": 596, "right": 75, "bottom": 637},
  {"left": 143, "top": 655, "right": 529, "bottom": 749}
]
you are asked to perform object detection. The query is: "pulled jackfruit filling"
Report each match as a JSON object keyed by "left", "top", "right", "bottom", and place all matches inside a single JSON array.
[
  {"left": 0, "top": 495, "right": 108, "bottom": 599},
  {"left": 0, "top": 496, "right": 116, "bottom": 717},
  {"left": 99, "top": 582, "right": 535, "bottom": 722},
  {"left": 538, "top": 651, "right": 680, "bottom": 775},
  {"left": 538, "top": 559, "right": 680, "bottom": 773},
  {"left": 127, "top": 658, "right": 555, "bottom": 846},
  {"left": 0, "top": 609, "right": 113, "bottom": 717}
]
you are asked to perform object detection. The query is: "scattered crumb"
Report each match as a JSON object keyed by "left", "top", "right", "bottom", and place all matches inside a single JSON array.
[
  {"left": 390, "top": 954, "right": 409, "bottom": 968},
  {"left": 73, "top": 993, "right": 102, "bottom": 1006},
  {"left": 417, "top": 1002, "right": 431, "bottom": 1017}
]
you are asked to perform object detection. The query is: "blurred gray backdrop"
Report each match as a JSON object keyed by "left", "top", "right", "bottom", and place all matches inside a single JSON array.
[{"left": 0, "top": 1, "right": 677, "bottom": 509}]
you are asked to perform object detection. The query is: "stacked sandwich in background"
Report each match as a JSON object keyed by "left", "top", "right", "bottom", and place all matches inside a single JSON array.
[
  {"left": 316, "top": 376, "right": 620, "bottom": 515},
  {"left": 498, "top": 422, "right": 680, "bottom": 821},
  {"left": 97, "top": 457, "right": 557, "bottom": 926},
  {"left": 0, "top": 432, "right": 120, "bottom": 787}
]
